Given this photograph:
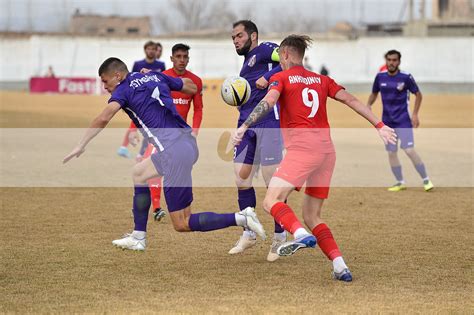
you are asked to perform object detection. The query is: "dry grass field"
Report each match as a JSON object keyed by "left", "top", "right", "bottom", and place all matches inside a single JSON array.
[{"left": 0, "top": 88, "right": 473, "bottom": 314}]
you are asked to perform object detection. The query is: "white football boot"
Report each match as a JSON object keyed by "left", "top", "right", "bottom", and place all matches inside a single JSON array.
[
  {"left": 112, "top": 233, "right": 146, "bottom": 251},
  {"left": 267, "top": 232, "right": 287, "bottom": 262},
  {"left": 240, "top": 207, "right": 266, "bottom": 240},
  {"left": 228, "top": 232, "right": 257, "bottom": 254}
]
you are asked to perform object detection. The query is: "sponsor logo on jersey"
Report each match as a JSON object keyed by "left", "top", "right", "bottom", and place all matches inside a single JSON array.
[
  {"left": 397, "top": 82, "right": 405, "bottom": 91},
  {"left": 288, "top": 75, "right": 321, "bottom": 85},
  {"left": 381, "top": 83, "right": 387, "bottom": 86},
  {"left": 173, "top": 98, "right": 190, "bottom": 105},
  {"left": 248, "top": 55, "right": 256, "bottom": 67}
]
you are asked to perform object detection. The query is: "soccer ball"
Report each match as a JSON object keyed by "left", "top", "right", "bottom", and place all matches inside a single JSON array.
[{"left": 221, "top": 76, "right": 251, "bottom": 107}]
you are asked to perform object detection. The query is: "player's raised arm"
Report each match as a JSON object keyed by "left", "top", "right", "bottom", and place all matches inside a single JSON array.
[
  {"left": 63, "top": 102, "right": 121, "bottom": 164},
  {"left": 181, "top": 78, "right": 197, "bottom": 95},
  {"left": 231, "top": 89, "right": 280, "bottom": 145},
  {"left": 334, "top": 89, "right": 397, "bottom": 145}
]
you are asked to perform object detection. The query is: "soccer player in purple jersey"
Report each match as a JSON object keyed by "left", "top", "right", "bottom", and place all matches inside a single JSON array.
[
  {"left": 63, "top": 57, "right": 266, "bottom": 251},
  {"left": 230, "top": 20, "right": 285, "bottom": 261},
  {"left": 367, "top": 50, "right": 434, "bottom": 192},
  {"left": 132, "top": 41, "right": 166, "bottom": 73},
  {"left": 117, "top": 41, "right": 166, "bottom": 159}
]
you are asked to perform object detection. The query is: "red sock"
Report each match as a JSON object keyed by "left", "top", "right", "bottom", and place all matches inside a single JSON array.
[
  {"left": 148, "top": 177, "right": 162, "bottom": 209},
  {"left": 121, "top": 129, "right": 130, "bottom": 147},
  {"left": 270, "top": 202, "right": 303, "bottom": 234},
  {"left": 312, "top": 223, "right": 342, "bottom": 260}
]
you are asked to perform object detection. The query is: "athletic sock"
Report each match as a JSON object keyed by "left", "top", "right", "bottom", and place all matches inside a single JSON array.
[
  {"left": 332, "top": 256, "right": 348, "bottom": 274},
  {"left": 270, "top": 202, "right": 304, "bottom": 235},
  {"left": 131, "top": 230, "right": 146, "bottom": 239},
  {"left": 415, "top": 163, "right": 428, "bottom": 179},
  {"left": 238, "top": 187, "right": 256, "bottom": 210},
  {"left": 132, "top": 186, "right": 151, "bottom": 232},
  {"left": 391, "top": 165, "right": 404, "bottom": 183},
  {"left": 148, "top": 177, "right": 162, "bottom": 210},
  {"left": 294, "top": 228, "right": 310, "bottom": 239},
  {"left": 273, "top": 231, "right": 287, "bottom": 241},
  {"left": 312, "top": 223, "right": 342, "bottom": 261},
  {"left": 188, "top": 212, "right": 237, "bottom": 232}
]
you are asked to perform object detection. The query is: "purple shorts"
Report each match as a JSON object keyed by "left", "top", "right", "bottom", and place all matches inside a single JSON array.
[
  {"left": 385, "top": 128, "right": 414, "bottom": 152},
  {"left": 151, "top": 135, "right": 198, "bottom": 212},
  {"left": 234, "top": 120, "right": 283, "bottom": 166}
]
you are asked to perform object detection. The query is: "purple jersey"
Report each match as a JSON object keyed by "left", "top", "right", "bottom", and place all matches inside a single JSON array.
[
  {"left": 108, "top": 72, "right": 191, "bottom": 152},
  {"left": 238, "top": 42, "right": 281, "bottom": 127},
  {"left": 372, "top": 71, "right": 420, "bottom": 128},
  {"left": 132, "top": 59, "right": 166, "bottom": 73}
]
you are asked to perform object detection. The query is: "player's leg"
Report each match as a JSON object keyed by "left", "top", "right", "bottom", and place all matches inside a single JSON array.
[
  {"left": 258, "top": 125, "right": 287, "bottom": 261},
  {"left": 303, "top": 152, "right": 352, "bottom": 282},
  {"left": 117, "top": 128, "right": 131, "bottom": 158},
  {"left": 387, "top": 129, "right": 406, "bottom": 191},
  {"left": 142, "top": 144, "right": 165, "bottom": 221},
  {"left": 262, "top": 177, "right": 316, "bottom": 256},
  {"left": 112, "top": 157, "right": 160, "bottom": 251},
  {"left": 229, "top": 130, "right": 259, "bottom": 254},
  {"left": 162, "top": 135, "right": 266, "bottom": 238},
  {"left": 400, "top": 128, "right": 434, "bottom": 191}
]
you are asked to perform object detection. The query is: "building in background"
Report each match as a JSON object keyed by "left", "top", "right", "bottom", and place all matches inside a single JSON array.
[
  {"left": 69, "top": 10, "right": 151, "bottom": 36},
  {"left": 404, "top": 0, "right": 474, "bottom": 36}
]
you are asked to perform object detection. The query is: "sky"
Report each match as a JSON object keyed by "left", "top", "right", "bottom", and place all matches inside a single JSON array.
[{"left": 0, "top": 0, "right": 432, "bottom": 34}]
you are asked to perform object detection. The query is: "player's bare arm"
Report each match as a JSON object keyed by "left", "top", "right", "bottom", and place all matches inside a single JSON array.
[
  {"left": 232, "top": 89, "right": 280, "bottom": 145},
  {"left": 181, "top": 78, "right": 197, "bottom": 95},
  {"left": 63, "top": 102, "right": 122, "bottom": 163},
  {"left": 412, "top": 91, "right": 423, "bottom": 128},
  {"left": 335, "top": 89, "right": 397, "bottom": 145}
]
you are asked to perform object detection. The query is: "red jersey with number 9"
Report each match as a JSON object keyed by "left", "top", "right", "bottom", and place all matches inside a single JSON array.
[{"left": 269, "top": 66, "right": 344, "bottom": 152}]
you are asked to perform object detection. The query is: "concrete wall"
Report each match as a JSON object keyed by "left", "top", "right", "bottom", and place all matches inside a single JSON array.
[{"left": 0, "top": 35, "right": 472, "bottom": 83}]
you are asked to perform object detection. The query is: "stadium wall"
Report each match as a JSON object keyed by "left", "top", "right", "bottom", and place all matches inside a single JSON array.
[{"left": 0, "top": 35, "right": 472, "bottom": 85}]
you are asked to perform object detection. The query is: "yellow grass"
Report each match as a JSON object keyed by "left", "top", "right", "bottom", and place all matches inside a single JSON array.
[{"left": 0, "top": 89, "right": 473, "bottom": 313}]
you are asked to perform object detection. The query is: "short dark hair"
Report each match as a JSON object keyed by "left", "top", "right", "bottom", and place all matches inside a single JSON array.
[
  {"left": 233, "top": 20, "right": 258, "bottom": 39},
  {"left": 156, "top": 42, "right": 162, "bottom": 49},
  {"left": 98, "top": 57, "right": 128, "bottom": 76},
  {"left": 385, "top": 49, "right": 401, "bottom": 59},
  {"left": 172, "top": 43, "right": 190, "bottom": 55},
  {"left": 280, "top": 35, "right": 313, "bottom": 58},
  {"left": 143, "top": 40, "right": 157, "bottom": 50}
]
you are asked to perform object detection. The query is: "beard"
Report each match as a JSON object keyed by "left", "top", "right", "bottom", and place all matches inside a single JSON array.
[{"left": 236, "top": 37, "right": 252, "bottom": 56}]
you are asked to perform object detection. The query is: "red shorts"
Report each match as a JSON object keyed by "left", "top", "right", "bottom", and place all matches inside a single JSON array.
[{"left": 273, "top": 150, "right": 336, "bottom": 199}]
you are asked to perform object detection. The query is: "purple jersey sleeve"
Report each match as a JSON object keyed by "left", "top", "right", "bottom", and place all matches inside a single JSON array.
[
  {"left": 263, "top": 64, "right": 282, "bottom": 82},
  {"left": 406, "top": 74, "right": 419, "bottom": 94},
  {"left": 372, "top": 74, "right": 380, "bottom": 93},
  {"left": 108, "top": 85, "right": 127, "bottom": 108},
  {"left": 157, "top": 72, "right": 183, "bottom": 91}
]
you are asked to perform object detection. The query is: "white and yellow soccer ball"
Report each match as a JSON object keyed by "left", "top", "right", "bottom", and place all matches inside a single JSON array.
[{"left": 221, "top": 76, "right": 251, "bottom": 107}]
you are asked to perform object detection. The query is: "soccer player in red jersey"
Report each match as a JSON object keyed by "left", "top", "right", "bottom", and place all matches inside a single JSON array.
[
  {"left": 128, "top": 43, "right": 204, "bottom": 221},
  {"left": 163, "top": 43, "right": 203, "bottom": 136},
  {"left": 232, "top": 35, "right": 396, "bottom": 281}
]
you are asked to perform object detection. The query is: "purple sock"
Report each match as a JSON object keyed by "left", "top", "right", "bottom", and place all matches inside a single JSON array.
[
  {"left": 391, "top": 166, "right": 404, "bottom": 182},
  {"left": 415, "top": 163, "right": 428, "bottom": 179},
  {"left": 133, "top": 186, "right": 151, "bottom": 232},
  {"left": 238, "top": 187, "right": 256, "bottom": 210},
  {"left": 188, "top": 212, "right": 237, "bottom": 232}
]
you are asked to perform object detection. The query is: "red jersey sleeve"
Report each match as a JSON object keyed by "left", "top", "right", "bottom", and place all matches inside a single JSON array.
[
  {"left": 191, "top": 77, "right": 203, "bottom": 135},
  {"left": 326, "top": 76, "right": 344, "bottom": 99},
  {"left": 269, "top": 72, "right": 284, "bottom": 94}
]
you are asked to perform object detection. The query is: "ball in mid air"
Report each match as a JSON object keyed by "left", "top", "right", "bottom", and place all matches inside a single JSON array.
[{"left": 221, "top": 76, "right": 251, "bottom": 107}]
